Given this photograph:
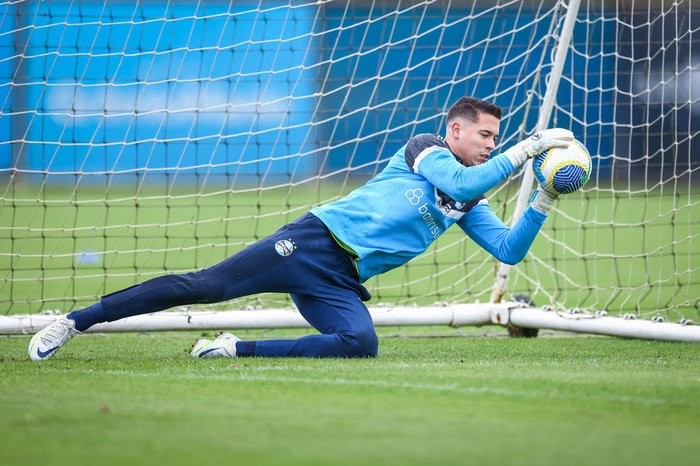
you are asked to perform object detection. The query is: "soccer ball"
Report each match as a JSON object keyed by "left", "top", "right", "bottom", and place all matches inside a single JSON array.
[{"left": 532, "top": 138, "right": 592, "bottom": 195}]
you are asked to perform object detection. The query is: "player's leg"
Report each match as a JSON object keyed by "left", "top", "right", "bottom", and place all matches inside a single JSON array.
[
  {"left": 67, "top": 214, "right": 320, "bottom": 333},
  {"left": 30, "top": 212, "right": 370, "bottom": 361},
  {"left": 29, "top": 252, "right": 269, "bottom": 361},
  {"left": 29, "top": 221, "right": 306, "bottom": 361},
  {"left": 191, "top": 217, "right": 376, "bottom": 358},
  {"left": 211, "top": 287, "right": 378, "bottom": 358},
  {"left": 65, "top": 245, "right": 282, "bottom": 329}
]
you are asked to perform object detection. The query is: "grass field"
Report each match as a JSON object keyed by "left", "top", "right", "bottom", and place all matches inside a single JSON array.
[
  {"left": 2, "top": 183, "right": 698, "bottom": 465},
  {"left": 1, "top": 329, "right": 699, "bottom": 466}
]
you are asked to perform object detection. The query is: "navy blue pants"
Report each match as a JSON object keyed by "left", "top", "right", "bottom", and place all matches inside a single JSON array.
[{"left": 96, "top": 213, "right": 378, "bottom": 358}]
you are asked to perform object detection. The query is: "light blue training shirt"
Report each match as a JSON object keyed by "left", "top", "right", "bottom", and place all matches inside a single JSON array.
[{"left": 311, "top": 134, "right": 547, "bottom": 282}]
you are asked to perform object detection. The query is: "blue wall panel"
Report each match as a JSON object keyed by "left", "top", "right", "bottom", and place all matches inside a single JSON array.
[
  {"left": 5, "top": 2, "right": 685, "bottom": 185},
  {"left": 12, "top": 1, "right": 319, "bottom": 185}
]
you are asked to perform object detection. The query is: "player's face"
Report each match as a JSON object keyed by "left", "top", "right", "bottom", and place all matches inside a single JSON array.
[{"left": 447, "top": 112, "right": 500, "bottom": 166}]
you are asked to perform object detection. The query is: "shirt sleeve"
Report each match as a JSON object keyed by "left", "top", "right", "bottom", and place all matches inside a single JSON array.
[
  {"left": 456, "top": 200, "right": 547, "bottom": 265},
  {"left": 410, "top": 144, "right": 518, "bottom": 203}
]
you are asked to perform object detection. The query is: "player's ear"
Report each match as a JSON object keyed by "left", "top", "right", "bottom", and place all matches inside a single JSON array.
[{"left": 449, "top": 120, "right": 461, "bottom": 139}]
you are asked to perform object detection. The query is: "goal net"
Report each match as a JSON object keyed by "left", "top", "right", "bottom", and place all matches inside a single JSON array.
[{"left": 1, "top": 0, "right": 698, "bottom": 326}]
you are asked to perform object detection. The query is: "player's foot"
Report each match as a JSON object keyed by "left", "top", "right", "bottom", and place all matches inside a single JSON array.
[
  {"left": 190, "top": 332, "right": 240, "bottom": 359},
  {"left": 28, "top": 318, "right": 80, "bottom": 361}
]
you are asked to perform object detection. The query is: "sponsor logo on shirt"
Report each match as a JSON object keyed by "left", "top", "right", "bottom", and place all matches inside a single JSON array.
[
  {"left": 404, "top": 188, "right": 424, "bottom": 205},
  {"left": 405, "top": 189, "right": 440, "bottom": 238}
]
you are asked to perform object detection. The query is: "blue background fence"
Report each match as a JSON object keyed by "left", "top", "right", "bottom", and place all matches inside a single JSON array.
[{"left": 0, "top": 1, "right": 697, "bottom": 186}]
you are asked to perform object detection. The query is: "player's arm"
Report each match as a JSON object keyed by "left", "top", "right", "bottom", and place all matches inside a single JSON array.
[
  {"left": 456, "top": 200, "right": 547, "bottom": 265},
  {"left": 413, "top": 148, "right": 514, "bottom": 201},
  {"left": 414, "top": 129, "right": 573, "bottom": 202}
]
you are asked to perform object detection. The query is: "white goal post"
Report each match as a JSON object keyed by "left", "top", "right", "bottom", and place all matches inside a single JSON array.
[
  {"left": 1, "top": 1, "right": 698, "bottom": 340},
  {"left": 2, "top": 302, "right": 700, "bottom": 342}
]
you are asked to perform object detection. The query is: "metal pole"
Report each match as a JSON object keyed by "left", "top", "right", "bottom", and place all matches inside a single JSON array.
[{"left": 490, "top": 0, "right": 583, "bottom": 303}]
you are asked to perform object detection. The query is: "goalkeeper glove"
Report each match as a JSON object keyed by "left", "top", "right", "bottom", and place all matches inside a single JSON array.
[
  {"left": 501, "top": 128, "right": 574, "bottom": 168},
  {"left": 530, "top": 188, "right": 558, "bottom": 215}
]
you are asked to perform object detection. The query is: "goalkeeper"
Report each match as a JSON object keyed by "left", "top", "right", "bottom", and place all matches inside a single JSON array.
[{"left": 29, "top": 97, "right": 572, "bottom": 361}]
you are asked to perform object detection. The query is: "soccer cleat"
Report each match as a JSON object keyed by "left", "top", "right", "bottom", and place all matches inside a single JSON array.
[
  {"left": 190, "top": 332, "right": 240, "bottom": 359},
  {"left": 28, "top": 318, "right": 80, "bottom": 361}
]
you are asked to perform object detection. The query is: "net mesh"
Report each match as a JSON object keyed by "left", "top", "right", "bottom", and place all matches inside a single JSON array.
[{"left": 1, "top": 0, "right": 697, "bottom": 321}]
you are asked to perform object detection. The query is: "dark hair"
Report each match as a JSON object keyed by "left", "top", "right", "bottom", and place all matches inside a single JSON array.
[{"left": 446, "top": 97, "right": 502, "bottom": 123}]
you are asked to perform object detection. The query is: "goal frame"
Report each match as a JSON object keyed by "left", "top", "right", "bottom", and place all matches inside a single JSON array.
[
  {"left": 3, "top": 303, "right": 699, "bottom": 342},
  {"left": 1, "top": 0, "right": 697, "bottom": 342}
]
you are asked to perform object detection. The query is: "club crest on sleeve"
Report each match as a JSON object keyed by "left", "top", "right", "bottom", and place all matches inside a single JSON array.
[{"left": 274, "top": 239, "right": 296, "bottom": 256}]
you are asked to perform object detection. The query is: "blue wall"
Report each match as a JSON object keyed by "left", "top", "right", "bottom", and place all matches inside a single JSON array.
[
  {"left": 2, "top": 2, "right": 693, "bottom": 186},
  {"left": 0, "top": 10, "right": 13, "bottom": 170},
  {"left": 314, "top": 5, "right": 554, "bottom": 176},
  {"left": 4, "top": 1, "right": 319, "bottom": 185}
]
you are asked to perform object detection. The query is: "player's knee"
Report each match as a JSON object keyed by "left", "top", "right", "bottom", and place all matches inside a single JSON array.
[
  {"left": 341, "top": 328, "right": 378, "bottom": 358},
  {"left": 184, "top": 270, "right": 226, "bottom": 302}
]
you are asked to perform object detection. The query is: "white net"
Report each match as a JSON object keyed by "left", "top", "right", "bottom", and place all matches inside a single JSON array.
[
  {"left": 512, "top": 0, "right": 699, "bottom": 320},
  {"left": 0, "top": 0, "right": 697, "bottom": 322}
]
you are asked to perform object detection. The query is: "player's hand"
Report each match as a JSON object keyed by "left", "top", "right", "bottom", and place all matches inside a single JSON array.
[
  {"left": 503, "top": 128, "right": 574, "bottom": 167},
  {"left": 530, "top": 187, "right": 558, "bottom": 214}
]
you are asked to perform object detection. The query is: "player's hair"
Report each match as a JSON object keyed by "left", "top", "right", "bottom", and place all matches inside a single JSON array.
[{"left": 446, "top": 97, "right": 502, "bottom": 124}]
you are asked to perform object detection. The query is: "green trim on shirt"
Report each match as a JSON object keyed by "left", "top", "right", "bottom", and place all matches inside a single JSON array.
[{"left": 328, "top": 230, "right": 360, "bottom": 274}]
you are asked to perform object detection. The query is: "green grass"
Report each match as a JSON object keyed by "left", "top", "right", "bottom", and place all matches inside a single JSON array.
[{"left": 1, "top": 330, "right": 699, "bottom": 466}]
